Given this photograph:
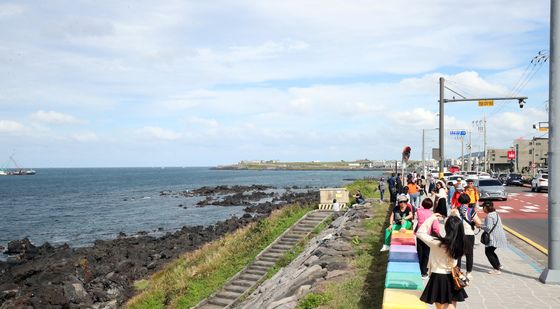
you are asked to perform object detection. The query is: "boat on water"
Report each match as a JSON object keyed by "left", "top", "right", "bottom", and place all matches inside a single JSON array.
[{"left": 0, "top": 155, "right": 36, "bottom": 176}]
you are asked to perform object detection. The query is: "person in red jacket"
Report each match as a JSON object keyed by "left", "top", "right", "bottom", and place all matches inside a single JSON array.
[{"left": 451, "top": 182, "right": 464, "bottom": 209}]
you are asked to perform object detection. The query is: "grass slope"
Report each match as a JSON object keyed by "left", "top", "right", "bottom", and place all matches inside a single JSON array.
[{"left": 126, "top": 204, "right": 312, "bottom": 309}]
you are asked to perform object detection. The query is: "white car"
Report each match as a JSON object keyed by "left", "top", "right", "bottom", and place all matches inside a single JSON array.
[
  {"left": 478, "top": 172, "right": 492, "bottom": 179},
  {"left": 531, "top": 173, "right": 549, "bottom": 192},
  {"left": 447, "top": 175, "right": 467, "bottom": 187}
]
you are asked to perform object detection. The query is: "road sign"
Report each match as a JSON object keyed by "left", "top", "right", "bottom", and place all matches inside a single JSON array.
[
  {"left": 507, "top": 150, "right": 516, "bottom": 160},
  {"left": 402, "top": 146, "right": 411, "bottom": 162},
  {"left": 432, "top": 148, "right": 440, "bottom": 161},
  {"left": 478, "top": 100, "right": 494, "bottom": 107},
  {"left": 450, "top": 130, "right": 467, "bottom": 136}
]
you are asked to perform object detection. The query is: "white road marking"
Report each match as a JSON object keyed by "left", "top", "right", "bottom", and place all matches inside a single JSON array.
[
  {"left": 521, "top": 209, "right": 537, "bottom": 212},
  {"left": 524, "top": 206, "right": 539, "bottom": 210},
  {"left": 496, "top": 209, "right": 510, "bottom": 213},
  {"left": 524, "top": 193, "right": 536, "bottom": 197},
  {"left": 509, "top": 193, "right": 519, "bottom": 196},
  {"left": 500, "top": 206, "right": 513, "bottom": 210}
]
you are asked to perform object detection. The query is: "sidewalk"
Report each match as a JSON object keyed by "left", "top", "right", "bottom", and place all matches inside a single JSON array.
[{"left": 428, "top": 233, "right": 560, "bottom": 308}]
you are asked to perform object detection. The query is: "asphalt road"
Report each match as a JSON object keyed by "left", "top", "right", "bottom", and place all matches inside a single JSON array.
[{"left": 490, "top": 185, "right": 549, "bottom": 249}]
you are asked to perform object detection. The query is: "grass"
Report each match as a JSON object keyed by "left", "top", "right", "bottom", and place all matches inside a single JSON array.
[
  {"left": 295, "top": 180, "right": 391, "bottom": 308},
  {"left": 126, "top": 204, "right": 312, "bottom": 309},
  {"left": 345, "top": 179, "right": 380, "bottom": 200}
]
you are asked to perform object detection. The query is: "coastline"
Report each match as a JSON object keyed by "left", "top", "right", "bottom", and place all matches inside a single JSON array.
[{"left": 0, "top": 186, "right": 318, "bottom": 308}]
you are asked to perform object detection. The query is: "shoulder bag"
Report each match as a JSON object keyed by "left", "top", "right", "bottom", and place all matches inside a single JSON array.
[
  {"left": 450, "top": 259, "right": 469, "bottom": 290},
  {"left": 481, "top": 214, "right": 499, "bottom": 245}
]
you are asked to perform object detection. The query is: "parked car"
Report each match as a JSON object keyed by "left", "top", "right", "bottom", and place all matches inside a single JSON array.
[
  {"left": 448, "top": 175, "right": 467, "bottom": 187},
  {"left": 497, "top": 173, "right": 508, "bottom": 184},
  {"left": 531, "top": 173, "right": 549, "bottom": 192},
  {"left": 478, "top": 172, "right": 492, "bottom": 179},
  {"left": 477, "top": 179, "right": 508, "bottom": 201},
  {"left": 506, "top": 173, "right": 523, "bottom": 186}
]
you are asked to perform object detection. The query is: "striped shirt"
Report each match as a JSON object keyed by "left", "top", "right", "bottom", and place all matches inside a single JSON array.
[{"left": 482, "top": 212, "right": 508, "bottom": 248}]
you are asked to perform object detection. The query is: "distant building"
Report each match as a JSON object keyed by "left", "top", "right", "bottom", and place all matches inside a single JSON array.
[
  {"left": 514, "top": 138, "right": 548, "bottom": 174},
  {"left": 488, "top": 148, "right": 512, "bottom": 172}
]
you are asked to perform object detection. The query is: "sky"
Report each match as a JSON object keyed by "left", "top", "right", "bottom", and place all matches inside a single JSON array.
[{"left": 0, "top": 0, "right": 552, "bottom": 167}]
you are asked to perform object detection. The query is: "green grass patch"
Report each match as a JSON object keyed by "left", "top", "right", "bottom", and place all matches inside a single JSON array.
[
  {"left": 297, "top": 292, "right": 332, "bottom": 309},
  {"left": 126, "top": 204, "right": 313, "bottom": 309},
  {"left": 345, "top": 179, "right": 380, "bottom": 200}
]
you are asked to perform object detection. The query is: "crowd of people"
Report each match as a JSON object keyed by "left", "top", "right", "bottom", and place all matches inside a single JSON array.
[{"left": 382, "top": 172, "right": 508, "bottom": 308}]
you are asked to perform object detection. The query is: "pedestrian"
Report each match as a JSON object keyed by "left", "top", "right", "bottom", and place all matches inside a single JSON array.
[
  {"left": 457, "top": 194, "right": 481, "bottom": 280},
  {"left": 427, "top": 174, "right": 436, "bottom": 194},
  {"left": 354, "top": 190, "right": 365, "bottom": 204},
  {"left": 416, "top": 198, "right": 440, "bottom": 279},
  {"left": 378, "top": 177, "right": 386, "bottom": 202},
  {"left": 388, "top": 173, "right": 397, "bottom": 204},
  {"left": 380, "top": 194, "right": 413, "bottom": 251},
  {"left": 407, "top": 179, "right": 420, "bottom": 209},
  {"left": 417, "top": 213, "right": 468, "bottom": 307},
  {"left": 464, "top": 179, "right": 480, "bottom": 208},
  {"left": 482, "top": 201, "right": 507, "bottom": 274},
  {"left": 332, "top": 199, "right": 341, "bottom": 212},
  {"left": 417, "top": 178, "right": 426, "bottom": 204},
  {"left": 433, "top": 180, "right": 448, "bottom": 217},
  {"left": 451, "top": 182, "right": 464, "bottom": 209},
  {"left": 447, "top": 181, "right": 455, "bottom": 212},
  {"left": 396, "top": 173, "right": 404, "bottom": 194}
]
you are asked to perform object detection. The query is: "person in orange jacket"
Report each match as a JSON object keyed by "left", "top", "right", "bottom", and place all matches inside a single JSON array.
[{"left": 464, "top": 179, "right": 480, "bottom": 207}]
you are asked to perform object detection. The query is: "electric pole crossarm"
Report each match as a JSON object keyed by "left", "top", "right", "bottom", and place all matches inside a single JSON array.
[{"left": 443, "top": 97, "right": 527, "bottom": 103}]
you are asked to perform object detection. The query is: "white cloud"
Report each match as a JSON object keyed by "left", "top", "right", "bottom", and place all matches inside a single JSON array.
[
  {"left": 29, "top": 110, "right": 86, "bottom": 125},
  {"left": 0, "top": 120, "right": 25, "bottom": 133},
  {"left": 136, "top": 126, "right": 182, "bottom": 141},
  {"left": 72, "top": 132, "right": 99, "bottom": 142},
  {"left": 0, "top": 4, "right": 24, "bottom": 18},
  {"left": 187, "top": 116, "right": 219, "bottom": 127}
]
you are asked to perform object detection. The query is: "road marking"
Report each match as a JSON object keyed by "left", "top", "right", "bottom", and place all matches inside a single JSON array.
[
  {"left": 509, "top": 193, "right": 519, "bottom": 196},
  {"left": 496, "top": 209, "right": 509, "bottom": 213},
  {"left": 503, "top": 225, "right": 548, "bottom": 255},
  {"left": 524, "top": 206, "right": 539, "bottom": 209},
  {"left": 524, "top": 193, "right": 536, "bottom": 197},
  {"left": 521, "top": 209, "right": 536, "bottom": 212},
  {"left": 499, "top": 206, "right": 513, "bottom": 210}
]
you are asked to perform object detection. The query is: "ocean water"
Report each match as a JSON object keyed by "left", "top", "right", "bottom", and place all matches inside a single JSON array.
[{"left": 0, "top": 167, "right": 382, "bottom": 249}]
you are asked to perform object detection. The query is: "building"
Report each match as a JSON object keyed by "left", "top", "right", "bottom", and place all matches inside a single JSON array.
[
  {"left": 513, "top": 137, "right": 548, "bottom": 174},
  {"left": 487, "top": 148, "right": 512, "bottom": 172}
]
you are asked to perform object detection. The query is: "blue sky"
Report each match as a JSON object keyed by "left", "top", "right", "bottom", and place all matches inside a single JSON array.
[{"left": 0, "top": 0, "right": 551, "bottom": 167}]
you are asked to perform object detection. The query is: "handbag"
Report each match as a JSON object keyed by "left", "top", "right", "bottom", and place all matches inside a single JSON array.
[
  {"left": 481, "top": 214, "right": 499, "bottom": 245},
  {"left": 450, "top": 260, "right": 469, "bottom": 290}
]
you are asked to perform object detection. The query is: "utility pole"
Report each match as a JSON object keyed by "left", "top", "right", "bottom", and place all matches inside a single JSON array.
[
  {"left": 461, "top": 135, "right": 465, "bottom": 171},
  {"left": 483, "top": 113, "right": 487, "bottom": 172},
  {"left": 540, "top": 0, "right": 560, "bottom": 284},
  {"left": 467, "top": 130, "right": 472, "bottom": 171},
  {"left": 439, "top": 77, "right": 445, "bottom": 179},
  {"left": 422, "top": 129, "right": 426, "bottom": 179}
]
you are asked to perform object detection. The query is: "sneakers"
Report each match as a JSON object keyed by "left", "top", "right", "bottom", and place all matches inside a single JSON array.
[
  {"left": 380, "top": 244, "right": 390, "bottom": 252},
  {"left": 466, "top": 272, "right": 473, "bottom": 280},
  {"left": 499, "top": 265, "right": 504, "bottom": 270},
  {"left": 422, "top": 274, "right": 429, "bottom": 280},
  {"left": 488, "top": 269, "right": 502, "bottom": 275}
]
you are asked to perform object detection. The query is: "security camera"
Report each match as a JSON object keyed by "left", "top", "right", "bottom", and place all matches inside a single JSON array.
[{"left": 518, "top": 99, "right": 525, "bottom": 108}]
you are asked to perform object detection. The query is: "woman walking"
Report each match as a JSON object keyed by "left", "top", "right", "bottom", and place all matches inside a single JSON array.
[
  {"left": 482, "top": 201, "right": 507, "bottom": 274},
  {"left": 457, "top": 194, "right": 481, "bottom": 279},
  {"left": 407, "top": 179, "right": 420, "bottom": 209},
  {"left": 416, "top": 198, "right": 440, "bottom": 279},
  {"left": 378, "top": 177, "right": 386, "bottom": 202},
  {"left": 417, "top": 212, "right": 468, "bottom": 307},
  {"left": 433, "top": 181, "right": 448, "bottom": 217}
]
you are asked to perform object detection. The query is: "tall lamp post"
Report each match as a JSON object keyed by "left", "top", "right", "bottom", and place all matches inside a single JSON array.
[{"left": 540, "top": 0, "right": 560, "bottom": 285}]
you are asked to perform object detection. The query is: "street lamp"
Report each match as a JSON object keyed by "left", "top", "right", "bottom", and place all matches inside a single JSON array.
[{"left": 438, "top": 77, "right": 527, "bottom": 178}]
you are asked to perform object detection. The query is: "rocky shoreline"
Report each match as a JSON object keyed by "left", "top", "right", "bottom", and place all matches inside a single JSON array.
[{"left": 0, "top": 185, "right": 318, "bottom": 309}]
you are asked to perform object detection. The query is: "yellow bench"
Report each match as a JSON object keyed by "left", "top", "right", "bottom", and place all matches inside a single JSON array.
[{"left": 382, "top": 288, "right": 427, "bottom": 309}]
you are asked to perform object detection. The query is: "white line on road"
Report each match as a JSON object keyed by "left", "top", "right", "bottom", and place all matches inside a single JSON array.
[{"left": 521, "top": 209, "right": 537, "bottom": 212}]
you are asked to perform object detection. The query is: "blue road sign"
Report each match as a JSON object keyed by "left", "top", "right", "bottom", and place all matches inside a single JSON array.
[{"left": 450, "top": 130, "right": 466, "bottom": 136}]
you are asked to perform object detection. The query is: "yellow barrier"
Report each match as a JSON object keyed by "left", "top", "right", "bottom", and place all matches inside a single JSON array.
[{"left": 317, "top": 203, "right": 347, "bottom": 210}]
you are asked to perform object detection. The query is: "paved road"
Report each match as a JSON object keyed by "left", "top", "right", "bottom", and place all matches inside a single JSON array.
[{"left": 489, "top": 185, "right": 548, "bottom": 249}]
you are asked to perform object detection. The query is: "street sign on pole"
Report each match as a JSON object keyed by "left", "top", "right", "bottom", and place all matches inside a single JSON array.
[
  {"left": 450, "top": 130, "right": 467, "bottom": 136},
  {"left": 432, "top": 148, "right": 440, "bottom": 161},
  {"left": 478, "top": 100, "right": 494, "bottom": 107},
  {"left": 507, "top": 150, "right": 516, "bottom": 160}
]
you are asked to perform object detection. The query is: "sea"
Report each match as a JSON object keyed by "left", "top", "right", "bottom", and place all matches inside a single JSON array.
[{"left": 0, "top": 167, "right": 383, "bottom": 250}]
